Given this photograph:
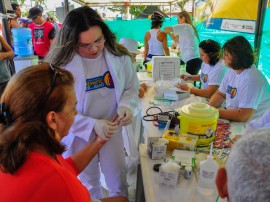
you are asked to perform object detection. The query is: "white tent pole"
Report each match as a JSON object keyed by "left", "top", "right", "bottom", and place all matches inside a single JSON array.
[
  {"left": 170, "top": 2, "right": 171, "bottom": 18},
  {"left": 127, "top": 0, "right": 130, "bottom": 19}
]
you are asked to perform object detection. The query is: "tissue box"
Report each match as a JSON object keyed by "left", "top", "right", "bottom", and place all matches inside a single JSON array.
[
  {"left": 148, "top": 137, "right": 167, "bottom": 160},
  {"left": 159, "top": 163, "right": 180, "bottom": 188},
  {"left": 162, "top": 130, "right": 179, "bottom": 151},
  {"left": 163, "top": 90, "right": 190, "bottom": 101}
]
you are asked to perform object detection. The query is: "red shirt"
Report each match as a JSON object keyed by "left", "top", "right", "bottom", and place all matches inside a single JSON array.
[
  {"left": 0, "top": 152, "right": 91, "bottom": 202},
  {"left": 28, "top": 21, "right": 55, "bottom": 57}
]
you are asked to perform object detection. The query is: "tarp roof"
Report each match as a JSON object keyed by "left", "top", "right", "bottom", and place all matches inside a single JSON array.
[{"left": 71, "top": 0, "right": 179, "bottom": 7}]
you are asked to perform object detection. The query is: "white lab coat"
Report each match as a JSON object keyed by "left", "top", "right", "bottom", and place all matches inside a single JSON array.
[{"left": 61, "top": 48, "right": 140, "bottom": 198}]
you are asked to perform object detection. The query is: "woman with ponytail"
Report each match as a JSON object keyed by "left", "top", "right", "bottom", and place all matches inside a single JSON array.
[{"left": 164, "top": 11, "right": 202, "bottom": 75}]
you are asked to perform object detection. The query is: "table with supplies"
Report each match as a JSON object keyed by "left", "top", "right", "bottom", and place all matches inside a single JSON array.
[{"left": 135, "top": 72, "right": 245, "bottom": 202}]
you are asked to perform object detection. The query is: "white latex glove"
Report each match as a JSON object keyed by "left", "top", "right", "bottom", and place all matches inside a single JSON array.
[
  {"left": 117, "top": 106, "right": 133, "bottom": 126},
  {"left": 94, "top": 119, "right": 120, "bottom": 140}
]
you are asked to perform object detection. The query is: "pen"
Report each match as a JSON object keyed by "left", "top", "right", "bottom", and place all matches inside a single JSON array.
[{"left": 225, "top": 134, "right": 235, "bottom": 143}]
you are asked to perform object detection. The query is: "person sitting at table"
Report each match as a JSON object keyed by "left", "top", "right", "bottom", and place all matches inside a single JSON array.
[
  {"left": 242, "top": 108, "right": 270, "bottom": 132},
  {"left": 216, "top": 128, "right": 270, "bottom": 202},
  {"left": 177, "top": 39, "right": 227, "bottom": 99},
  {"left": 229, "top": 108, "right": 270, "bottom": 144},
  {"left": 164, "top": 11, "right": 202, "bottom": 75},
  {"left": 208, "top": 36, "right": 270, "bottom": 122},
  {"left": 144, "top": 11, "right": 170, "bottom": 63},
  {"left": 0, "top": 63, "right": 128, "bottom": 202}
]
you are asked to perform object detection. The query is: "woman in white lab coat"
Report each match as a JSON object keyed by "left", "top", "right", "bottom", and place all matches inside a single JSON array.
[{"left": 44, "top": 6, "right": 139, "bottom": 199}]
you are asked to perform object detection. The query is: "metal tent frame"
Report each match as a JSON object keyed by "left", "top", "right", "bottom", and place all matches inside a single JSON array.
[{"left": 72, "top": 0, "right": 179, "bottom": 7}]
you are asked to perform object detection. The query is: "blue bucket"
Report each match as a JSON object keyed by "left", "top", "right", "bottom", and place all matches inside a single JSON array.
[{"left": 12, "top": 28, "right": 33, "bottom": 56}]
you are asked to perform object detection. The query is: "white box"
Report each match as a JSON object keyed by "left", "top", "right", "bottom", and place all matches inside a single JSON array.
[
  {"left": 159, "top": 164, "right": 179, "bottom": 188},
  {"left": 163, "top": 89, "right": 190, "bottom": 101},
  {"left": 152, "top": 56, "right": 180, "bottom": 81},
  {"left": 147, "top": 137, "right": 167, "bottom": 160},
  {"left": 171, "top": 150, "right": 196, "bottom": 167}
]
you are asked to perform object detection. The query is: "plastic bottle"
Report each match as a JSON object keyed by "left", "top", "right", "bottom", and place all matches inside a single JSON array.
[
  {"left": 197, "top": 142, "right": 219, "bottom": 195},
  {"left": 12, "top": 28, "right": 33, "bottom": 56}
]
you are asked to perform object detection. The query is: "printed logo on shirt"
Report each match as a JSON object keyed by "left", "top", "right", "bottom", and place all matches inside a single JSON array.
[
  {"left": 86, "top": 71, "right": 114, "bottom": 92},
  {"left": 226, "top": 85, "right": 237, "bottom": 98},
  {"left": 200, "top": 73, "right": 208, "bottom": 83},
  {"left": 34, "top": 28, "right": 44, "bottom": 44}
]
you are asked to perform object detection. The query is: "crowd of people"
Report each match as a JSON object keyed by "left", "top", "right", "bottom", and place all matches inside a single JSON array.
[
  {"left": 0, "top": 4, "right": 270, "bottom": 202},
  {"left": 4, "top": 4, "right": 61, "bottom": 60}
]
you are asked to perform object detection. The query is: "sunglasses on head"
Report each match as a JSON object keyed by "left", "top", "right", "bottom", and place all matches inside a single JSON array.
[
  {"left": 151, "top": 14, "right": 164, "bottom": 22},
  {"left": 47, "top": 64, "right": 63, "bottom": 98}
]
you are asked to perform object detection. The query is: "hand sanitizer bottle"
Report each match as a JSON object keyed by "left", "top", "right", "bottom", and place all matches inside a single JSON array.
[{"left": 197, "top": 142, "right": 219, "bottom": 195}]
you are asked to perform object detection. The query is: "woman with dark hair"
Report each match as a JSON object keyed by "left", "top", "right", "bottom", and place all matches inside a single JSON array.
[
  {"left": 177, "top": 39, "right": 226, "bottom": 98},
  {"left": 0, "top": 63, "right": 128, "bottom": 202},
  {"left": 143, "top": 11, "right": 170, "bottom": 63},
  {"left": 209, "top": 36, "right": 270, "bottom": 122},
  {"left": 44, "top": 6, "right": 139, "bottom": 199},
  {"left": 164, "top": 11, "right": 202, "bottom": 75}
]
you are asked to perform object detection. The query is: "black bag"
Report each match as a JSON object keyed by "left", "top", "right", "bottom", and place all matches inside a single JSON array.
[{"left": 5, "top": 59, "right": 15, "bottom": 76}]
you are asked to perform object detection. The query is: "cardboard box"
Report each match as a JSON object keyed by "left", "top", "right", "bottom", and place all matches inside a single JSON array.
[
  {"left": 163, "top": 89, "right": 190, "bottom": 101},
  {"left": 163, "top": 130, "right": 198, "bottom": 151},
  {"left": 162, "top": 130, "right": 179, "bottom": 151},
  {"left": 172, "top": 149, "right": 196, "bottom": 167},
  {"left": 178, "top": 133, "right": 199, "bottom": 151},
  {"left": 147, "top": 137, "right": 167, "bottom": 160}
]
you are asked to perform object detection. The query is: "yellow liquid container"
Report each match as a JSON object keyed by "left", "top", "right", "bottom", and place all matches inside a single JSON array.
[
  {"left": 146, "top": 61, "right": 152, "bottom": 77},
  {"left": 176, "top": 102, "right": 219, "bottom": 146}
]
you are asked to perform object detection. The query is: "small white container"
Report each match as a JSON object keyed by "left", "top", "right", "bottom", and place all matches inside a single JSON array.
[{"left": 184, "top": 166, "right": 192, "bottom": 179}]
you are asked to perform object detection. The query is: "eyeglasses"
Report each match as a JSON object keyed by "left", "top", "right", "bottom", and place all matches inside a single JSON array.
[
  {"left": 78, "top": 35, "right": 105, "bottom": 50},
  {"left": 47, "top": 64, "right": 63, "bottom": 98}
]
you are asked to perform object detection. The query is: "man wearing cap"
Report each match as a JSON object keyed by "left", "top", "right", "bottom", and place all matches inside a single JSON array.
[{"left": 27, "top": 6, "right": 55, "bottom": 60}]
